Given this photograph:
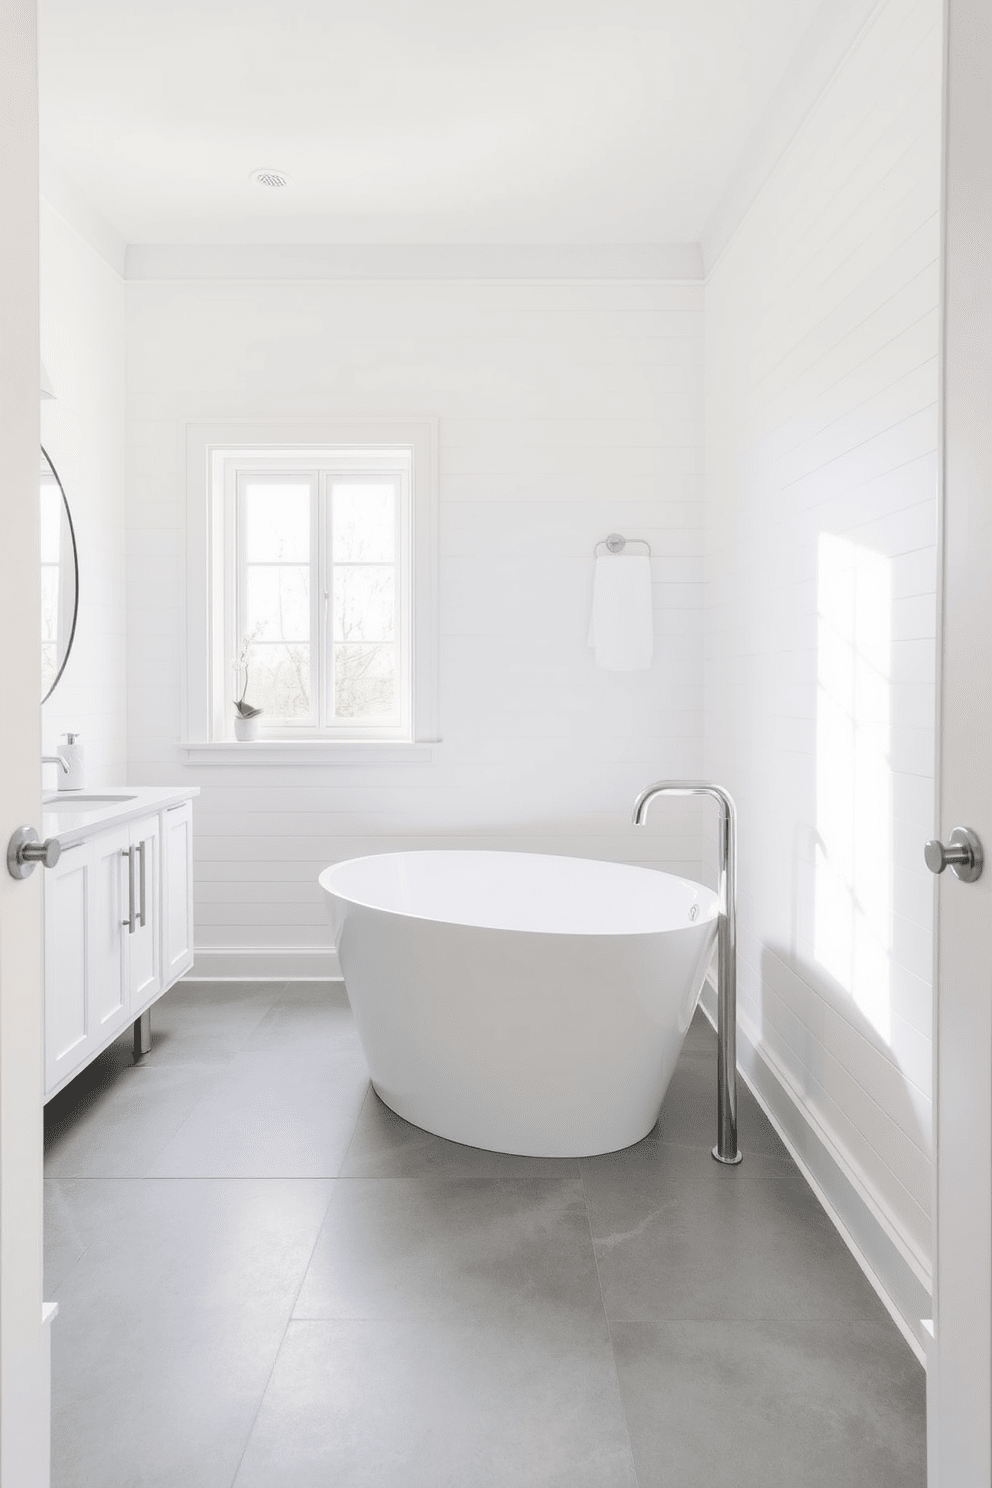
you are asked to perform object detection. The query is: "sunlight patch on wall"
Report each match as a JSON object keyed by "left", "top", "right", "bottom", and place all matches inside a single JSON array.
[{"left": 814, "top": 533, "right": 893, "bottom": 1043}]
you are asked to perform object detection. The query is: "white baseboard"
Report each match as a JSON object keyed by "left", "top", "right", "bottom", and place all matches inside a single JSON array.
[
  {"left": 189, "top": 945, "right": 342, "bottom": 980},
  {"left": 700, "top": 975, "right": 931, "bottom": 1367}
]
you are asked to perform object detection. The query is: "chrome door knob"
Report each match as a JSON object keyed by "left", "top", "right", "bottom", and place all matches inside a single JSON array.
[
  {"left": 6, "top": 826, "right": 62, "bottom": 880},
  {"left": 924, "top": 827, "right": 983, "bottom": 883}
]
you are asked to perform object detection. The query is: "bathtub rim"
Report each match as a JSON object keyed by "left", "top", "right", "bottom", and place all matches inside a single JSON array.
[{"left": 318, "top": 847, "right": 721, "bottom": 940}]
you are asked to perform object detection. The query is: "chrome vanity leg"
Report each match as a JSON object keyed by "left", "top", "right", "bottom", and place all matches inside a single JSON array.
[{"left": 134, "top": 1009, "right": 151, "bottom": 1059}]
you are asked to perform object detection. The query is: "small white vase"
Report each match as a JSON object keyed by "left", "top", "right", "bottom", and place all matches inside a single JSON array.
[{"left": 233, "top": 714, "right": 261, "bottom": 742}]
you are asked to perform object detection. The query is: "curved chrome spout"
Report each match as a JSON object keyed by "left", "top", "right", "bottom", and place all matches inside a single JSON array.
[{"left": 633, "top": 779, "right": 742, "bottom": 1165}]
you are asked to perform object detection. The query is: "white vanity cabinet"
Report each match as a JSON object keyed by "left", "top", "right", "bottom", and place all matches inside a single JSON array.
[
  {"left": 162, "top": 798, "right": 194, "bottom": 986},
  {"left": 43, "top": 787, "right": 198, "bottom": 1099},
  {"left": 45, "top": 826, "right": 129, "bottom": 1091},
  {"left": 126, "top": 813, "right": 162, "bottom": 1014}
]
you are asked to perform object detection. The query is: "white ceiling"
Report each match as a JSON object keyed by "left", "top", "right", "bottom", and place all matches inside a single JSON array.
[{"left": 39, "top": 0, "right": 823, "bottom": 247}]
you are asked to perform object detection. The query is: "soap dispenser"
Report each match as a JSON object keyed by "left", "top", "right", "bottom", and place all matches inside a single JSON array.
[{"left": 58, "top": 732, "right": 85, "bottom": 791}]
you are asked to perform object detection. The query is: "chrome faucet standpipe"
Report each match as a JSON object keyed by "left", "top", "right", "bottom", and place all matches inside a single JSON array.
[
  {"left": 633, "top": 780, "right": 742, "bottom": 1165},
  {"left": 42, "top": 754, "right": 70, "bottom": 777}
]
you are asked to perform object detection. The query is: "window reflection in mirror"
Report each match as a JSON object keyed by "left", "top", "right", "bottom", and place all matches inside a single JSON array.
[{"left": 40, "top": 446, "right": 78, "bottom": 702}]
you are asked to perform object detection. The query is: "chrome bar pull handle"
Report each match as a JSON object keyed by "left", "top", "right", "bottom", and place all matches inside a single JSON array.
[
  {"left": 138, "top": 840, "right": 147, "bottom": 928},
  {"left": 122, "top": 846, "right": 137, "bottom": 933},
  {"left": 925, "top": 827, "right": 983, "bottom": 883}
]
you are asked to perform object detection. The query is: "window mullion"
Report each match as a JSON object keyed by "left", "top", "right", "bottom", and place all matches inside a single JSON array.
[
  {"left": 331, "top": 479, "right": 339, "bottom": 729},
  {"left": 399, "top": 472, "right": 409, "bottom": 730},
  {"left": 316, "top": 476, "right": 326, "bottom": 732},
  {"left": 234, "top": 474, "right": 248, "bottom": 723},
  {"left": 220, "top": 463, "right": 239, "bottom": 738}
]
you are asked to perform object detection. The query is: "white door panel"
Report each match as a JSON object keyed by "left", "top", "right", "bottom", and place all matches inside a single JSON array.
[
  {"left": 931, "top": 1, "right": 992, "bottom": 1480},
  {"left": 0, "top": 0, "right": 51, "bottom": 1478}
]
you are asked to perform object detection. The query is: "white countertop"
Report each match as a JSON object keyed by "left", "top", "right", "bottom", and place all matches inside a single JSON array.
[{"left": 42, "top": 785, "right": 199, "bottom": 847}]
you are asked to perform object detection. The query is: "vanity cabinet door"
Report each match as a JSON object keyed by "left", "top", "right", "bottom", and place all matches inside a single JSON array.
[
  {"left": 45, "top": 824, "right": 129, "bottom": 1093},
  {"left": 89, "top": 827, "right": 130, "bottom": 1042},
  {"left": 163, "top": 799, "right": 194, "bottom": 983},
  {"left": 45, "top": 840, "right": 92, "bottom": 1091},
  {"left": 126, "top": 814, "right": 161, "bottom": 1014}
]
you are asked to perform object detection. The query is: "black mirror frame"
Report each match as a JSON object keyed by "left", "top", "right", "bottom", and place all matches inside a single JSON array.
[{"left": 41, "top": 443, "right": 80, "bottom": 705}]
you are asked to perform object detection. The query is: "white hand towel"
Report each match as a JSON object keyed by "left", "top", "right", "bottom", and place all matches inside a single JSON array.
[{"left": 587, "top": 554, "right": 654, "bottom": 671}]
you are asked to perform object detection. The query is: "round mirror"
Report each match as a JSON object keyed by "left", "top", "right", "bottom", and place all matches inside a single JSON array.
[{"left": 40, "top": 445, "right": 79, "bottom": 703}]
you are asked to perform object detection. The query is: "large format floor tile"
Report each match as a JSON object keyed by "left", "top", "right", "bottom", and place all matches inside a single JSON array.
[
  {"left": 613, "top": 1319, "right": 926, "bottom": 1488},
  {"left": 44, "top": 1182, "right": 89, "bottom": 1296},
  {"left": 341, "top": 1086, "right": 581, "bottom": 1180},
  {"left": 582, "top": 1157, "right": 887, "bottom": 1323},
  {"left": 147, "top": 1041, "right": 369, "bottom": 1178},
  {"left": 243, "top": 980, "right": 361, "bottom": 1054},
  {"left": 44, "top": 984, "right": 926, "bottom": 1487},
  {"left": 44, "top": 980, "right": 290, "bottom": 1178},
  {"left": 580, "top": 1127, "right": 796, "bottom": 1183},
  {"left": 45, "top": 1059, "right": 226, "bottom": 1178},
  {"left": 49, "top": 1178, "right": 333, "bottom": 1488},
  {"left": 138, "top": 979, "right": 289, "bottom": 1066},
  {"left": 232, "top": 1317, "right": 637, "bottom": 1488},
  {"left": 646, "top": 1047, "right": 792, "bottom": 1159},
  {"left": 294, "top": 1173, "right": 603, "bottom": 1322}
]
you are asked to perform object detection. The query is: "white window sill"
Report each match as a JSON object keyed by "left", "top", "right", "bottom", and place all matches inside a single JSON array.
[{"left": 180, "top": 740, "right": 438, "bottom": 765}]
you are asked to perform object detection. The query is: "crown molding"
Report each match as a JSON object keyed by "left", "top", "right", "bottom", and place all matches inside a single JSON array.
[{"left": 123, "top": 240, "right": 704, "bottom": 283}]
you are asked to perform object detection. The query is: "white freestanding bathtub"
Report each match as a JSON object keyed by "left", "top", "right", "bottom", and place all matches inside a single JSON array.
[{"left": 318, "top": 850, "right": 720, "bottom": 1158}]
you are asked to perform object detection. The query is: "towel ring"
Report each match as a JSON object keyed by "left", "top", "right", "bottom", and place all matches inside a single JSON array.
[{"left": 594, "top": 533, "right": 652, "bottom": 557}]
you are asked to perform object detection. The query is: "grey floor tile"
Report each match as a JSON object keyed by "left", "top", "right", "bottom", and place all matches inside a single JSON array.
[
  {"left": 44, "top": 1181, "right": 88, "bottom": 1295},
  {"left": 43, "top": 1028, "right": 140, "bottom": 1138},
  {"left": 244, "top": 990, "right": 365, "bottom": 1058},
  {"left": 341, "top": 1087, "right": 581, "bottom": 1179},
  {"left": 581, "top": 1132, "right": 796, "bottom": 1184},
  {"left": 270, "top": 979, "right": 351, "bottom": 1009},
  {"left": 137, "top": 979, "right": 289, "bottom": 1067},
  {"left": 295, "top": 1174, "right": 602, "bottom": 1323},
  {"left": 583, "top": 1161, "right": 888, "bottom": 1323},
  {"left": 613, "top": 1319, "right": 926, "bottom": 1488},
  {"left": 232, "top": 1317, "right": 637, "bottom": 1488},
  {"left": 45, "top": 1061, "right": 226, "bottom": 1178},
  {"left": 681, "top": 1005, "right": 719, "bottom": 1057},
  {"left": 147, "top": 1044, "right": 369, "bottom": 1177},
  {"left": 174, "top": 977, "right": 290, "bottom": 1000},
  {"left": 45, "top": 981, "right": 926, "bottom": 1488},
  {"left": 50, "top": 1178, "right": 332, "bottom": 1488},
  {"left": 48, "top": 1176, "right": 333, "bottom": 1305},
  {"left": 649, "top": 1053, "right": 791, "bottom": 1159}
]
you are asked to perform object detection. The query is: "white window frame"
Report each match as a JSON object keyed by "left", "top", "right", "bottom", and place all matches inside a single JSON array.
[
  {"left": 183, "top": 420, "right": 438, "bottom": 762},
  {"left": 228, "top": 456, "right": 410, "bottom": 738}
]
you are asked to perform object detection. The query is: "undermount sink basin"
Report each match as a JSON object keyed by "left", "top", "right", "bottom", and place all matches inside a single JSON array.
[{"left": 43, "top": 793, "right": 138, "bottom": 809}]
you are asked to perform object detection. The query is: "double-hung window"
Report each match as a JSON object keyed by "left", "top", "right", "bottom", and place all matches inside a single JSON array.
[
  {"left": 185, "top": 422, "right": 437, "bottom": 753},
  {"left": 233, "top": 459, "right": 409, "bottom": 734}
]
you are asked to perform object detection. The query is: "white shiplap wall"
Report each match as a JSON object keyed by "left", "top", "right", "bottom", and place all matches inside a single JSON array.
[
  {"left": 124, "top": 278, "right": 709, "bottom": 971},
  {"left": 703, "top": 0, "right": 940, "bottom": 1353},
  {"left": 40, "top": 200, "right": 128, "bottom": 783}
]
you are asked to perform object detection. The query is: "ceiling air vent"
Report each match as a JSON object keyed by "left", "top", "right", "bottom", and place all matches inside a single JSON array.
[{"left": 250, "top": 168, "right": 290, "bottom": 189}]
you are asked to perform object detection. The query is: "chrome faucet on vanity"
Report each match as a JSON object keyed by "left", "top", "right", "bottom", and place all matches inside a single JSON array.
[
  {"left": 42, "top": 754, "right": 70, "bottom": 779},
  {"left": 632, "top": 780, "right": 742, "bottom": 1165}
]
